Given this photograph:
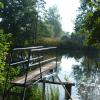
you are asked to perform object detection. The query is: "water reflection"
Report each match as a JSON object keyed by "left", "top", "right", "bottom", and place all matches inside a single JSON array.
[
  {"left": 59, "top": 56, "right": 82, "bottom": 99},
  {"left": 60, "top": 54, "right": 100, "bottom": 100},
  {"left": 73, "top": 57, "right": 100, "bottom": 100}
]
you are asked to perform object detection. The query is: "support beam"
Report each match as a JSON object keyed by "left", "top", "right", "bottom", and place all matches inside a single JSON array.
[
  {"left": 40, "top": 80, "right": 75, "bottom": 86},
  {"left": 40, "top": 80, "right": 75, "bottom": 100}
]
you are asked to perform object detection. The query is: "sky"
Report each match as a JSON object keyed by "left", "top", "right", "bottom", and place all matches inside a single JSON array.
[{"left": 45, "top": 0, "right": 80, "bottom": 33}]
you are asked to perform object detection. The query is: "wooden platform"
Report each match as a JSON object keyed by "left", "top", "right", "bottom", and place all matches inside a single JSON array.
[{"left": 11, "top": 61, "right": 60, "bottom": 86}]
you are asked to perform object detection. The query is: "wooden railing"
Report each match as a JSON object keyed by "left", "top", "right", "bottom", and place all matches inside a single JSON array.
[{"left": 3, "top": 46, "right": 58, "bottom": 100}]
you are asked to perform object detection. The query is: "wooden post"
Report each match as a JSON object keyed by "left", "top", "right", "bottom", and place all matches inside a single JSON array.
[
  {"left": 65, "top": 84, "right": 72, "bottom": 100},
  {"left": 42, "top": 79, "right": 45, "bottom": 100},
  {"left": 40, "top": 80, "right": 75, "bottom": 100}
]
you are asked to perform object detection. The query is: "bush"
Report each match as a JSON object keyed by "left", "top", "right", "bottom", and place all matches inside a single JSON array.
[
  {"left": 36, "top": 37, "right": 60, "bottom": 47},
  {"left": 0, "top": 32, "right": 11, "bottom": 95}
]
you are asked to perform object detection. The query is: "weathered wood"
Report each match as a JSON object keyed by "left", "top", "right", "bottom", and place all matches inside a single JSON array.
[
  {"left": 11, "top": 61, "right": 59, "bottom": 85},
  {"left": 10, "top": 56, "right": 43, "bottom": 66},
  {"left": 3, "top": 46, "right": 58, "bottom": 100},
  {"left": 31, "top": 47, "right": 57, "bottom": 52},
  {"left": 40, "top": 80, "right": 75, "bottom": 86},
  {"left": 65, "top": 84, "right": 73, "bottom": 100},
  {"left": 13, "top": 46, "right": 43, "bottom": 51},
  {"left": 29, "top": 57, "right": 56, "bottom": 67}
]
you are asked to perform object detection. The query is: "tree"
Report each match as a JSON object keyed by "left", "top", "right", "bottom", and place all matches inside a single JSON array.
[
  {"left": 0, "top": 0, "right": 45, "bottom": 47},
  {"left": 36, "top": 5, "right": 63, "bottom": 38},
  {"left": 83, "top": 9, "right": 100, "bottom": 46},
  {"left": 46, "top": 5, "right": 62, "bottom": 37},
  {"left": 74, "top": 0, "right": 100, "bottom": 48},
  {"left": 37, "top": 20, "right": 54, "bottom": 37},
  {"left": 0, "top": 31, "right": 11, "bottom": 95}
]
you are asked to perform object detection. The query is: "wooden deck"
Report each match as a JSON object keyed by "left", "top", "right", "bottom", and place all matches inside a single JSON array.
[{"left": 11, "top": 61, "right": 60, "bottom": 86}]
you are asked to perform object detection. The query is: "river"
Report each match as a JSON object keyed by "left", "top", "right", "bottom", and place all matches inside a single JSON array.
[{"left": 57, "top": 55, "right": 100, "bottom": 100}]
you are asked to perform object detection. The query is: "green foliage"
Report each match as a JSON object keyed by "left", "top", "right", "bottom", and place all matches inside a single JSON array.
[
  {"left": 25, "top": 85, "right": 59, "bottom": 100},
  {"left": 37, "top": 37, "right": 60, "bottom": 46},
  {"left": 0, "top": 32, "right": 11, "bottom": 95},
  {"left": 49, "top": 86, "right": 59, "bottom": 100},
  {"left": 37, "top": 21, "right": 54, "bottom": 38},
  {"left": 64, "top": 74, "right": 68, "bottom": 81},
  {"left": 0, "top": 0, "right": 45, "bottom": 47},
  {"left": 0, "top": 0, "right": 63, "bottom": 46},
  {"left": 83, "top": 10, "right": 100, "bottom": 47},
  {"left": 25, "top": 86, "right": 42, "bottom": 100},
  {"left": 0, "top": 1, "right": 62, "bottom": 99},
  {"left": 37, "top": 5, "right": 63, "bottom": 39},
  {"left": 46, "top": 5, "right": 62, "bottom": 37},
  {"left": 0, "top": 2, "right": 4, "bottom": 8},
  {"left": 74, "top": 0, "right": 100, "bottom": 48},
  {"left": 60, "top": 33, "right": 85, "bottom": 50},
  {"left": 7, "top": 85, "right": 59, "bottom": 100}
]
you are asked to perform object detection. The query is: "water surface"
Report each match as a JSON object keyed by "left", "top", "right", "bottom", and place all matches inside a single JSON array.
[{"left": 58, "top": 55, "right": 100, "bottom": 100}]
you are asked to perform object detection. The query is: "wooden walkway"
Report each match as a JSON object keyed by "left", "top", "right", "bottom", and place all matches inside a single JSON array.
[
  {"left": 3, "top": 46, "right": 75, "bottom": 100},
  {"left": 11, "top": 61, "right": 60, "bottom": 86}
]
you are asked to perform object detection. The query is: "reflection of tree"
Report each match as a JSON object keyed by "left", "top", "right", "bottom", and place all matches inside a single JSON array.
[
  {"left": 73, "top": 57, "right": 100, "bottom": 100},
  {"left": 62, "top": 49, "right": 99, "bottom": 61}
]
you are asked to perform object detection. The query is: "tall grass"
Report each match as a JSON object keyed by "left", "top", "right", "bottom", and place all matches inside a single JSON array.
[
  {"left": 25, "top": 85, "right": 59, "bottom": 100},
  {"left": 25, "top": 86, "right": 42, "bottom": 100},
  {"left": 48, "top": 86, "right": 59, "bottom": 100},
  {"left": 6, "top": 84, "right": 59, "bottom": 100}
]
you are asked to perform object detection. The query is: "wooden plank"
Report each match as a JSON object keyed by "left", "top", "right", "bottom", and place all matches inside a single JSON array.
[
  {"left": 40, "top": 80, "right": 75, "bottom": 86},
  {"left": 29, "top": 57, "right": 56, "bottom": 67},
  {"left": 31, "top": 47, "right": 57, "bottom": 52},
  {"left": 13, "top": 46, "right": 43, "bottom": 51},
  {"left": 11, "top": 61, "right": 60, "bottom": 85},
  {"left": 10, "top": 56, "right": 43, "bottom": 66}
]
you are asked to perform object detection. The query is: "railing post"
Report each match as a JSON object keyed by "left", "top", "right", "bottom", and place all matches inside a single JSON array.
[
  {"left": 42, "top": 78, "right": 46, "bottom": 100},
  {"left": 65, "top": 84, "right": 72, "bottom": 100},
  {"left": 38, "top": 52, "right": 42, "bottom": 79},
  {"left": 56, "top": 47, "right": 57, "bottom": 71},
  {"left": 22, "top": 50, "right": 31, "bottom": 100}
]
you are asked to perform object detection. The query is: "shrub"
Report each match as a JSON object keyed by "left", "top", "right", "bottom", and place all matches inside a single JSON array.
[
  {"left": 36, "top": 37, "right": 60, "bottom": 47},
  {"left": 0, "top": 32, "right": 11, "bottom": 95}
]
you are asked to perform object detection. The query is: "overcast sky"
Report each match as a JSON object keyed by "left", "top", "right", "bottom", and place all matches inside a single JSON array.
[{"left": 45, "top": 0, "right": 80, "bottom": 33}]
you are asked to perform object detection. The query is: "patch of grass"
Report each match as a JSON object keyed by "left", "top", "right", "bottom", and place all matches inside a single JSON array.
[
  {"left": 46, "top": 86, "right": 59, "bottom": 100},
  {"left": 5, "top": 84, "right": 60, "bottom": 100},
  {"left": 25, "top": 85, "right": 59, "bottom": 100},
  {"left": 25, "top": 86, "right": 42, "bottom": 100}
]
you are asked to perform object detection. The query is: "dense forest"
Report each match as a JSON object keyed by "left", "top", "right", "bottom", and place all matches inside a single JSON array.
[{"left": 0, "top": 0, "right": 100, "bottom": 99}]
